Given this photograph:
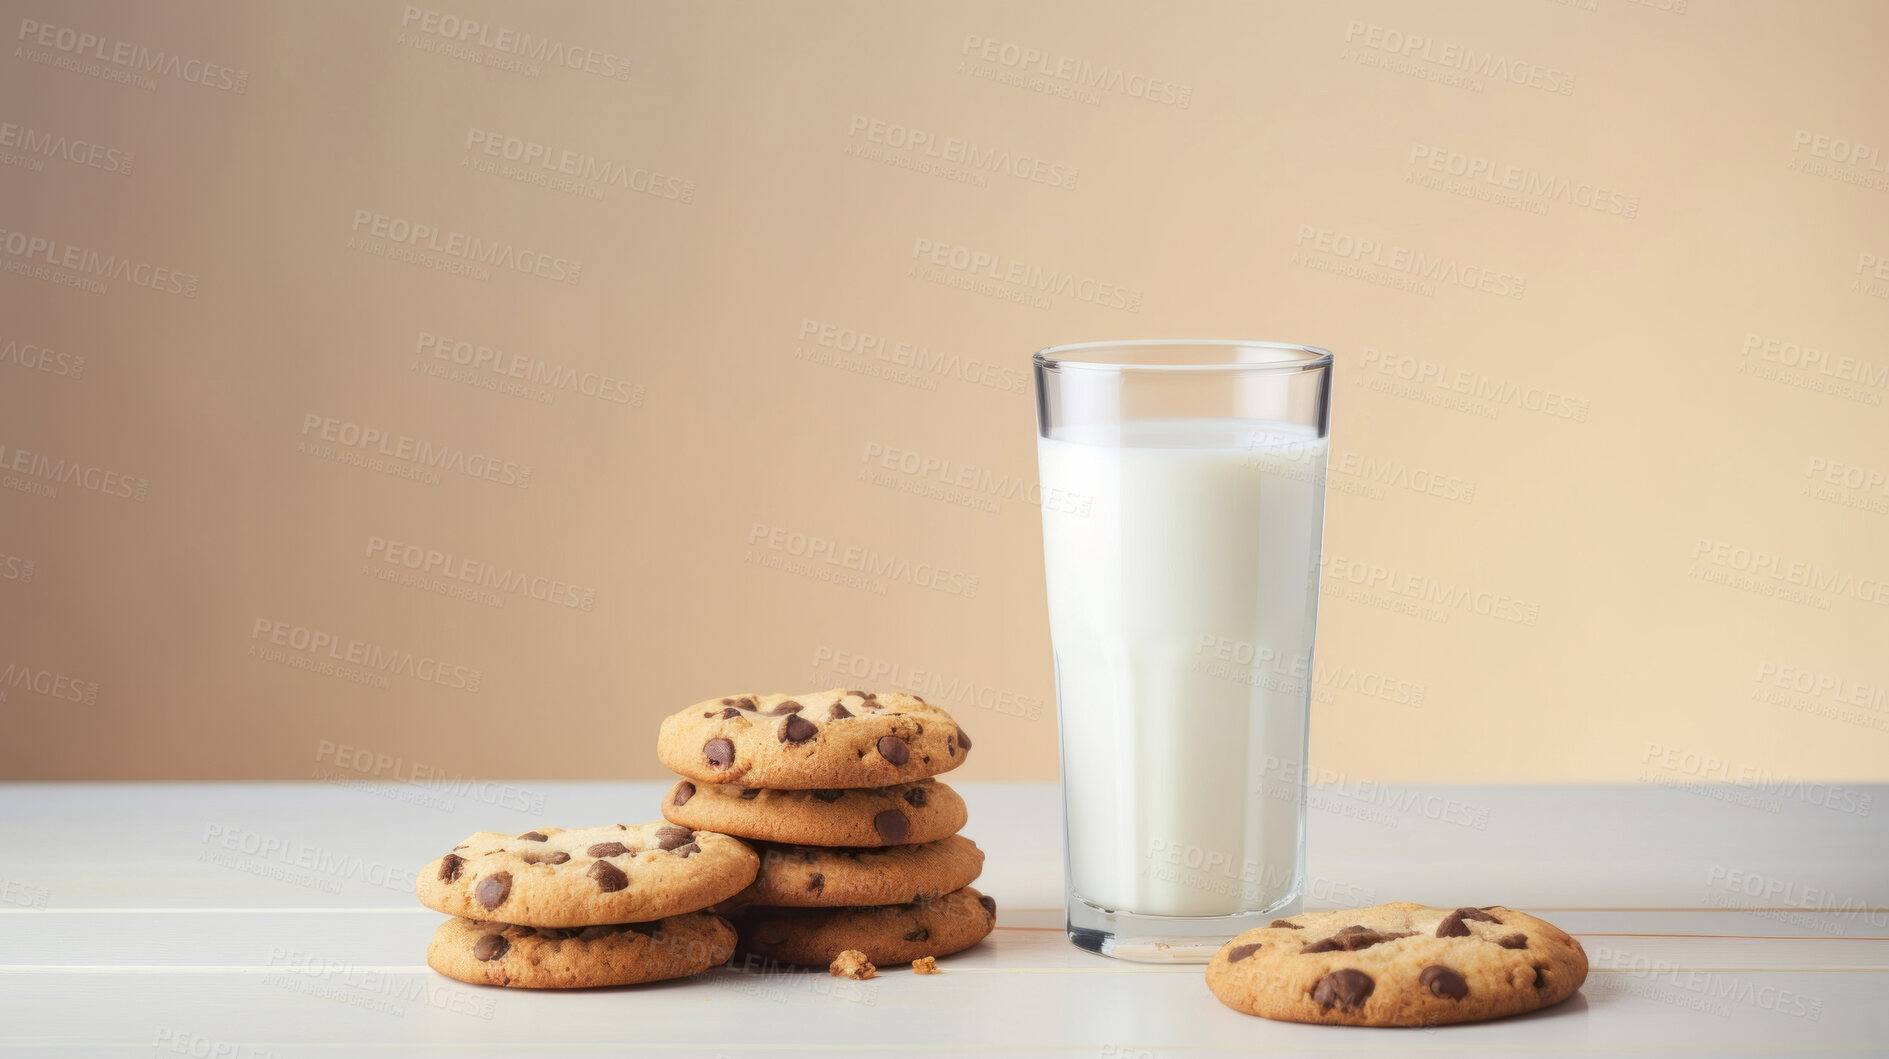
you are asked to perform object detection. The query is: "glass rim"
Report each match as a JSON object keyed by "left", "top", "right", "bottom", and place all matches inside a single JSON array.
[{"left": 1033, "top": 339, "right": 1333, "bottom": 374}]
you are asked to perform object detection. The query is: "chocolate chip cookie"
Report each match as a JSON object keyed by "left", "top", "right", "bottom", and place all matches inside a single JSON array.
[
  {"left": 415, "top": 824, "right": 758, "bottom": 928},
  {"left": 427, "top": 912, "right": 735, "bottom": 988},
  {"left": 661, "top": 778, "right": 967, "bottom": 847},
  {"left": 657, "top": 690, "right": 972, "bottom": 789},
  {"left": 736, "top": 886, "right": 997, "bottom": 967},
  {"left": 733, "top": 836, "right": 985, "bottom": 909},
  {"left": 1205, "top": 902, "right": 1587, "bottom": 1026}
]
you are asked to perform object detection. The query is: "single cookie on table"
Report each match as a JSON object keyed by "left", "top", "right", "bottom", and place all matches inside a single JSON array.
[
  {"left": 733, "top": 835, "right": 985, "bottom": 909},
  {"left": 427, "top": 912, "right": 735, "bottom": 989},
  {"left": 736, "top": 886, "right": 996, "bottom": 967},
  {"left": 415, "top": 824, "right": 758, "bottom": 928},
  {"left": 662, "top": 778, "right": 967, "bottom": 847},
  {"left": 657, "top": 689, "right": 971, "bottom": 789},
  {"left": 1205, "top": 902, "right": 1587, "bottom": 1027}
]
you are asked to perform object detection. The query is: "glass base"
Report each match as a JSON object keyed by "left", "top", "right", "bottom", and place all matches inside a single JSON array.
[{"left": 1066, "top": 892, "right": 1302, "bottom": 964}]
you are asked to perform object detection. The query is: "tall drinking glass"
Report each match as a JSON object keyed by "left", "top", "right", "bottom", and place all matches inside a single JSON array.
[{"left": 1033, "top": 340, "right": 1333, "bottom": 962}]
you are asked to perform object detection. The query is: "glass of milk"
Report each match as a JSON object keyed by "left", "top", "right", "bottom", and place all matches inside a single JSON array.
[{"left": 1034, "top": 340, "right": 1333, "bottom": 962}]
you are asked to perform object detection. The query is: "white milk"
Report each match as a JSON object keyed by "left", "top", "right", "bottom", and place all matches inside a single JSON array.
[{"left": 1038, "top": 419, "right": 1326, "bottom": 917}]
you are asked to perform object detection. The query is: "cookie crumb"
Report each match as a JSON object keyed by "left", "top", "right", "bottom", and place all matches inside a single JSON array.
[
  {"left": 912, "top": 956, "right": 939, "bottom": 975},
  {"left": 829, "top": 950, "right": 876, "bottom": 980}
]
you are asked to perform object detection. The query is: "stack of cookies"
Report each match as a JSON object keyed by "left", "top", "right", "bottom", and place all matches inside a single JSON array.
[
  {"left": 658, "top": 688, "right": 996, "bottom": 968},
  {"left": 415, "top": 823, "right": 760, "bottom": 989}
]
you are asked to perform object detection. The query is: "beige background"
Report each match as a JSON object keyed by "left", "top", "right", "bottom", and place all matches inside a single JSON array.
[{"left": 2, "top": 0, "right": 1885, "bottom": 786}]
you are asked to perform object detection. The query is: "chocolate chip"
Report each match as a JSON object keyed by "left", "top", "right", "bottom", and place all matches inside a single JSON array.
[
  {"left": 720, "top": 707, "right": 741, "bottom": 719},
  {"left": 1302, "top": 928, "right": 1414, "bottom": 954},
  {"left": 704, "top": 738, "right": 735, "bottom": 768},
  {"left": 807, "top": 872, "right": 825, "bottom": 893},
  {"left": 847, "top": 689, "right": 874, "bottom": 699},
  {"left": 475, "top": 872, "right": 511, "bottom": 910},
  {"left": 545, "top": 851, "right": 570, "bottom": 864},
  {"left": 1437, "top": 909, "right": 1498, "bottom": 935},
  {"left": 1311, "top": 968, "right": 1374, "bottom": 1011},
  {"left": 673, "top": 782, "right": 695, "bottom": 806},
  {"left": 517, "top": 831, "right": 548, "bottom": 841},
  {"left": 1419, "top": 965, "right": 1468, "bottom": 1000},
  {"left": 769, "top": 700, "right": 804, "bottom": 715},
  {"left": 873, "top": 809, "right": 910, "bottom": 843},
  {"left": 1497, "top": 934, "right": 1528, "bottom": 949},
  {"left": 903, "top": 787, "right": 928, "bottom": 808},
  {"left": 702, "top": 711, "right": 714, "bottom": 718},
  {"left": 577, "top": 925, "right": 619, "bottom": 942},
  {"left": 655, "top": 825, "right": 693, "bottom": 850},
  {"left": 1269, "top": 919, "right": 1301, "bottom": 929},
  {"left": 503, "top": 924, "right": 536, "bottom": 937},
  {"left": 721, "top": 698, "right": 735, "bottom": 705},
  {"left": 672, "top": 842, "right": 699, "bottom": 858},
  {"left": 877, "top": 735, "right": 910, "bottom": 765},
  {"left": 904, "top": 927, "right": 930, "bottom": 942},
  {"left": 1227, "top": 942, "right": 1262, "bottom": 962},
  {"left": 813, "top": 789, "right": 843, "bottom": 802},
  {"left": 1533, "top": 967, "right": 1548, "bottom": 989},
  {"left": 739, "top": 788, "right": 760, "bottom": 800},
  {"left": 587, "top": 842, "right": 629, "bottom": 858},
  {"left": 830, "top": 703, "right": 853, "bottom": 719},
  {"left": 588, "top": 860, "right": 628, "bottom": 892},
  {"left": 955, "top": 727, "right": 971, "bottom": 750},
  {"left": 472, "top": 934, "right": 509, "bottom": 961},
  {"left": 779, "top": 715, "right": 818, "bottom": 743},
  {"left": 439, "top": 854, "right": 465, "bottom": 882},
  {"left": 978, "top": 894, "right": 996, "bottom": 915}
]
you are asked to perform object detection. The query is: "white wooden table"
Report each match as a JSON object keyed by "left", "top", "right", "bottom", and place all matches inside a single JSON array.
[{"left": 2, "top": 781, "right": 1884, "bottom": 1056}]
